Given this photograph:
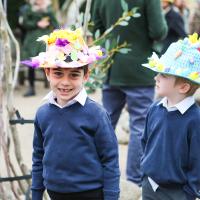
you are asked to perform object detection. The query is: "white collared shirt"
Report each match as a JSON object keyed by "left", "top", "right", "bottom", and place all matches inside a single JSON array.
[
  {"left": 157, "top": 96, "right": 195, "bottom": 114},
  {"left": 148, "top": 96, "right": 195, "bottom": 192},
  {"left": 43, "top": 88, "right": 87, "bottom": 108}
]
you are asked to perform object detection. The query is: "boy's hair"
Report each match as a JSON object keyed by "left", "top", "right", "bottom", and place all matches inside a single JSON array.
[
  {"left": 80, "top": 65, "right": 89, "bottom": 75},
  {"left": 175, "top": 77, "right": 199, "bottom": 96}
]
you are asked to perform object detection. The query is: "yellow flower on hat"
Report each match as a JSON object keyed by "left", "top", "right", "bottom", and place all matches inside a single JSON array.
[
  {"left": 70, "top": 29, "right": 84, "bottom": 44},
  {"left": 48, "top": 33, "right": 57, "bottom": 45},
  {"left": 188, "top": 33, "right": 199, "bottom": 44},
  {"left": 156, "top": 63, "right": 164, "bottom": 71},
  {"left": 189, "top": 72, "right": 199, "bottom": 80},
  {"left": 148, "top": 60, "right": 156, "bottom": 68}
]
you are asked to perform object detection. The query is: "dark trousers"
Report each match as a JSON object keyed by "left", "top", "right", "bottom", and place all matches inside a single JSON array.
[
  {"left": 28, "top": 68, "right": 35, "bottom": 87},
  {"left": 102, "top": 85, "right": 154, "bottom": 185},
  {"left": 142, "top": 177, "right": 188, "bottom": 200},
  {"left": 47, "top": 188, "right": 104, "bottom": 200}
]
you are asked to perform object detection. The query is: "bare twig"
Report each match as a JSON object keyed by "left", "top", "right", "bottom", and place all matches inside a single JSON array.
[
  {"left": 1, "top": 133, "right": 21, "bottom": 200},
  {"left": 83, "top": 0, "right": 92, "bottom": 39},
  {"left": 0, "top": 1, "right": 31, "bottom": 198}
]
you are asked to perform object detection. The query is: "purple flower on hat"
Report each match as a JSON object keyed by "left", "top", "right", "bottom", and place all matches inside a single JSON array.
[
  {"left": 21, "top": 60, "right": 40, "bottom": 68},
  {"left": 55, "top": 38, "right": 70, "bottom": 47},
  {"left": 164, "top": 67, "right": 170, "bottom": 73}
]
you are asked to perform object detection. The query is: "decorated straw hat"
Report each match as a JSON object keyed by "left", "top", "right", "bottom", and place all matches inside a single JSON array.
[
  {"left": 21, "top": 28, "right": 105, "bottom": 68},
  {"left": 142, "top": 33, "right": 200, "bottom": 85}
]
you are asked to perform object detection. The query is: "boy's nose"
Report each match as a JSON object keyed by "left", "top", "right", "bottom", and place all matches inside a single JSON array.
[
  {"left": 154, "top": 74, "right": 158, "bottom": 81},
  {"left": 61, "top": 77, "right": 70, "bottom": 85},
  {"left": 154, "top": 73, "right": 161, "bottom": 82}
]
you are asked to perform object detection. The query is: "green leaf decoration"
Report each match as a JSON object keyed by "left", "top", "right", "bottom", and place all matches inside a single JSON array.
[
  {"left": 121, "top": 0, "right": 128, "bottom": 12},
  {"left": 71, "top": 50, "right": 78, "bottom": 61},
  {"left": 70, "top": 25, "right": 76, "bottom": 31},
  {"left": 117, "top": 36, "right": 120, "bottom": 43},
  {"left": 105, "top": 39, "right": 111, "bottom": 50},
  {"left": 104, "top": 27, "right": 113, "bottom": 35},
  {"left": 86, "top": 4, "right": 140, "bottom": 93},
  {"left": 119, "top": 48, "right": 131, "bottom": 54},
  {"left": 119, "top": 21, "right": 129, "bottom": 26},
  {"left": 132, "top": 7, "right": 139, "bottom": 14},
  {"left": 133, "top": 13, "right": 141, "bottom": 18},
  {"left": 95, "top": 29, "right": 100, "bottom": 39},
  {"left": 125, "top": 16, "right": 131, "bottom": 21},
  {"left": 74, "top": 42, "right": 81, "bottom": 50}
]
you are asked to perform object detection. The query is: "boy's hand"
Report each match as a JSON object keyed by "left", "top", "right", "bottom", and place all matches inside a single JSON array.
[{"left": 37, "top": 17, "right": 50, "bottom": 28}]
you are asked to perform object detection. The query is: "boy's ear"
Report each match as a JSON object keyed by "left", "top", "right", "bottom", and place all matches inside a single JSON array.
[
  {"left": 83, "top": 70, "right": 90, "bottom": 83},
  {"left": 179, "top": 82, "right": 191, "bottom": 94},
  {"left": 44, "top": 68, "right": 50, "bottom": 81}
]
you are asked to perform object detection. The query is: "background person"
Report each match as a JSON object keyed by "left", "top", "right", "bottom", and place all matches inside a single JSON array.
[{"left": 92, "top": 0, "right": 168, "bottom": 186}]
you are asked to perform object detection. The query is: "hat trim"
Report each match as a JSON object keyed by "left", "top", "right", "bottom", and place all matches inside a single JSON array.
[{"left": 143, "top": 63, "right": 200, "bottom": 85}]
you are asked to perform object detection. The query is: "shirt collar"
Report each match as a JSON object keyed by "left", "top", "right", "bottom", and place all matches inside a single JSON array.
[
  {"left": 157, "top": 96, "right": 195, "bottom": 114},
  {"left": 43, "top": 88, "right": 87, "bottom": 108}
]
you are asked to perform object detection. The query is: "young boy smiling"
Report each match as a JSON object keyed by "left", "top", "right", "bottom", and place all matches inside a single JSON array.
[
  {"left": 44, "top": 66, "right": 89, "bottom": 107},
  {"left": 141, "top": 33, "right": 200, "bottom": 200},
  {"left": 22, "top": 28, "right": 120, "bottom": 200}
]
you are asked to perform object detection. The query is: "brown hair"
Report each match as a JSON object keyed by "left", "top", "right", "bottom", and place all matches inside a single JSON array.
[
  {"left": 79, "top": 65, "right": 89, "bottom": 75},
  {"left": 175, "top": 77, "right": 199, "bottom": 96}
]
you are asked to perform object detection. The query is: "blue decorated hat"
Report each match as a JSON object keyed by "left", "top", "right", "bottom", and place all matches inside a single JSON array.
[{"left": 143, "top": 33, "right": 200, "bottom": 85}]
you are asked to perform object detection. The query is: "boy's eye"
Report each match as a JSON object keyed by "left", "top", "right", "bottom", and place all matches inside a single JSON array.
[
  {"left": 53, "top": 71, "right": 63, "bottom": 76},
  {"left": 70, "top": 73, "right": 80, "bottom": 78}
]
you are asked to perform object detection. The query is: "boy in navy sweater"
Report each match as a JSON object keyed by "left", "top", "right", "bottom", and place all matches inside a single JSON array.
[
  {"left": 22, "top": 28, "right": 120, "bottom": 200},
  {"left": 141, "top": 33, "right": 200, "bottom": 200}
]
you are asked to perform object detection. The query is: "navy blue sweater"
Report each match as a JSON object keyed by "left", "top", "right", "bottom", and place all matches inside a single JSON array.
[
  {"left": 141, "top": 103, "right": 200, "bottom": 199},
  {"left": 32, "top": 98, "right": 120, "bottom": 200}
]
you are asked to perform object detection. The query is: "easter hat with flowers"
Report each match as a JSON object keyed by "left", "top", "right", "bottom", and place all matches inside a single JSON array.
[
  {"left": 21, "top": 28, "right": 105, "bottom": 68},
  {"left": 142, "top": 33, "right": 200, "bottom": 85}
]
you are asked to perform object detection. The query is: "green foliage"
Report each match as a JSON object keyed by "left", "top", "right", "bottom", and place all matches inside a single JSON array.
[
  {"left": 94, "top": 29, "right": 100, "bottom": 40},
  {"left": 121, "top": 0, "right": 128, "bottom": 12},
  {"left": 85, "top": 2, "right": 140, "bottom": 93},
  {"left": 119, "top": 48, "right": 132, "bottom": 54}
]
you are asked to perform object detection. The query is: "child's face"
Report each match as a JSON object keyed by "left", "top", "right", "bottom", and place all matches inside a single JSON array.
[
  {"left": 161, "top": 1, "right": 170, "bottom": 9},
  {"left": 154, "top": 73, "right": 178, "bottom": 98},
  {"left": 45, "top": 67, "right": 89, "bottom": 106}
]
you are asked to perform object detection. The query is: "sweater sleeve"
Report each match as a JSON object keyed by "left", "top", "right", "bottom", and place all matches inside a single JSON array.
[
  {"left": 31, "top": 115, "right": 45, "bottom": 200},
  {"left": 183, "top": 120, "right": 200, "bottom": 200},
  {"left": 145, "top": 0, "right": 168, "bottom": 40},
  {"left": 94, "top": 110, "right": 120, "bottom": 200}
]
